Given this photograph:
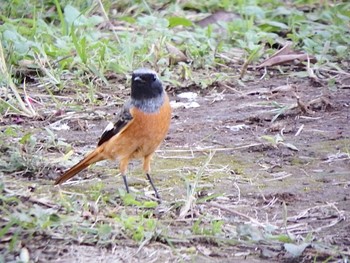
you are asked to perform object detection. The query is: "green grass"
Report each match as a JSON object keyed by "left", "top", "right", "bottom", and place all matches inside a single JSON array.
[{"left": 1, "top": 1, "right": 348, "bottom": 98}]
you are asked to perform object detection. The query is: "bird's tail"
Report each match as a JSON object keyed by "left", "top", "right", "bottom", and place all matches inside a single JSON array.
[{"left": 55, "top": 148, "right": 104, "bottom": 185}]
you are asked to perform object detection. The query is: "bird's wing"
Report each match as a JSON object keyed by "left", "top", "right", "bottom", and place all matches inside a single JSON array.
[{"left": 97, "top": 101, "right": 134, "bottom": 146}]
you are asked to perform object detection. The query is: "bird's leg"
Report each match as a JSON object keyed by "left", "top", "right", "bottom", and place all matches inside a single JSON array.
[
  {"left": 122, "top": 174, "right": 130, "bottom": 193},
  {"left": 143, "top": 154, "right": 161, "bottom": 200},
  {"left": 120, "top": 158, "right": 130, "bottom": 194},
  {"left": 146, "top": 173, "right": 160, "bottom": 200}
]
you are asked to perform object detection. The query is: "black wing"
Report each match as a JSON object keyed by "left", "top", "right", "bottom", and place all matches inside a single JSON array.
[{"left": 97, "top": 102, "right": 133, "bottom": 146}]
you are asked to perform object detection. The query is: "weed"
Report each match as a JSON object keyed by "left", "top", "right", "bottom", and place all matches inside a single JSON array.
[
  {"left": 192, "top": 217, "right": 224, "bottom": 236},
  {"left": 117, "top": 212, "right": 158, "bottom": 242}
]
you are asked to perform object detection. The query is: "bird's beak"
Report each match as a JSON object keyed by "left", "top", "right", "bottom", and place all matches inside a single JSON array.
[{"left": 134, "top": 76, "right": 145, "bottom": 82}]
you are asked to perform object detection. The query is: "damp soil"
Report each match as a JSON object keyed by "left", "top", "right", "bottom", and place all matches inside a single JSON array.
[{"left": 1, "top": 72, "right": 350, "bottom": 262}]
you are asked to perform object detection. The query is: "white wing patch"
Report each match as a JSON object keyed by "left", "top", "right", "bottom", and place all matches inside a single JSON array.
[{"left": 102, "top": 122, "right": 114, "bottom": 134}]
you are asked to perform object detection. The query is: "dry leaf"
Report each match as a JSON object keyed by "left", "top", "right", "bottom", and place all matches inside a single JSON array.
[
  {"left": 269, "top": 41, "right": 293, "bottom": 58},
  {"left": 196, "top": 10, "right": 239, "bottom": 27},
  {"left": 271, "top": 84, "right": 296, "bottom": 94},
  {"left": 166, "top": 42, "right": 189, "bottom": 65},
  {"left": 257, "top": 42, "right": 316, "bottom": 68},
  {"left": 258, "top": 53, "right": 309, "bottom": 68}
]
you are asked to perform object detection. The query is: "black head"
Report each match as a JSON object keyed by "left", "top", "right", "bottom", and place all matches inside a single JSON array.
[{"left": 131, "top": 68, "right": 163, "bottom": 100}]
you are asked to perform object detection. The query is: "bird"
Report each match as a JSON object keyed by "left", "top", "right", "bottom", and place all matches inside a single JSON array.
[{"left": 54, "top": 68, "right": 172, "bottom": 199}]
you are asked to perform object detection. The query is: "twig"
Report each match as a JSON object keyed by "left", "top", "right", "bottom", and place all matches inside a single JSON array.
[
  {"left": 0, "top": 42, "right": 37, "bottom": 117},
  {"left": 3, "top": 188, "right": 58, "bottom": 208},
  {"left": 264, "top": 172, "right": 292, "bottom": 182},
  {"left": 205, "top": 202, "right": 265, "bottom": 227},
  {"left": 96, "top": 0, "right": 121, "bottom": 44},
  {"left": 178, "top": 151, "right": 215, "bottom": 219},
  {"left": 294, "top": 124, "right": 304, "bottom": 136},
  {"left": 157, "top": 143, "right": 264, "bottom": 154},
  {"left": 260, "top": 67, "right": 267, "bottom": 80}
]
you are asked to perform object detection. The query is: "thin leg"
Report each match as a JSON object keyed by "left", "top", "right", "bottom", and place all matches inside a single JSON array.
[
  {"left": 143, "top": 154, "right": 161, "bottom": 200},
  {"left": 120, "top": 158, "right": 130, "bottom": 193},
  {"left": 122, "top": 174, "right": 129, "bottom": 193},
  {"left": 146, "top": 173, "right": 160, "bottom": 200}
]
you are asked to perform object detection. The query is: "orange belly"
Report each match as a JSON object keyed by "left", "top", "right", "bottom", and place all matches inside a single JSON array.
[{"left": 102, "top": 94, "right": 171, "bottom": 161}]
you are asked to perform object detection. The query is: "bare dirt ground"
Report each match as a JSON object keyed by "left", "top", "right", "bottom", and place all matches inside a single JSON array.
[{"left": 1, "top": 70, "right": 350, "bottom": 262}]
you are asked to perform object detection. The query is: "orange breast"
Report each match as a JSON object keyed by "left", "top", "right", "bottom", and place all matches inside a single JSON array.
[{"left": 102, "top": 94, "right": 172, "bottom": 160}]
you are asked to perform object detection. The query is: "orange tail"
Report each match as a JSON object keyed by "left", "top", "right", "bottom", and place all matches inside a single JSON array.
[{"left": 55, "top": 148, "right": 104, "bottom": 185}]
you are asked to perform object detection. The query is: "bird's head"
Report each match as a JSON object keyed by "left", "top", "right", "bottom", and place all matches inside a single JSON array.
[{"left": 131, "top": 68, "right": 163, "bottom": 100}]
